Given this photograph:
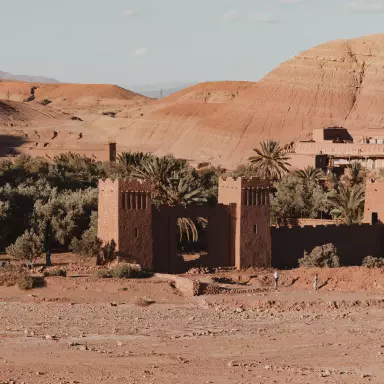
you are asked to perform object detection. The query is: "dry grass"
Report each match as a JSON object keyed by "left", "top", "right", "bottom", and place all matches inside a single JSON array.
[
  {"left": 0, "top": 265, "right": 25, "bottom": 287},
  {"left": 17, "top": 275, "right": 46, "bottom": 290}
]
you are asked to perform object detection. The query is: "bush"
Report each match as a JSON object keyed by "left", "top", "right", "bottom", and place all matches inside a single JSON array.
[
  {"left": 70, "top": 212, "right": 101, "bottom": 259},
  {"left": 0, "top": 265, "right": 24, "bottom": 287},
  {"left": 44, "top": 268, "right": 67, "bottom": 277},
  {"left": 41, "top": 99, "right": 52, "bottom": 106},
  {"left": 6, "top": 230, "right": 42, "bottom": 263},
  {"left": 95, "top": 269, "right": 112, "bottom": 278},
  {"left": 362, "top": 256, "right": 384, "bottom": 268},
  {"left": 299, "top": 243, "right": 341, "bottom": 268},
  {"left": 97, "top": 240, "right": 116, "bottom": 265},
  {"left": 111, "top": 264, "right": 142, "bottom": 279},
  {"left": 18, "top": 275, "right": 46, "bottom": 290},
  {"left": 95, "top": 264, "right": 153, "bottom": 279}
]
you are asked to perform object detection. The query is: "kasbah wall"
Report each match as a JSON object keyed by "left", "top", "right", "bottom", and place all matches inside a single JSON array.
[
  {"left": 98, "top": 177, "right": 384, "bottom": 272},
  {"left": 98, "top": 177, "right": 271, "bottom": 272}
]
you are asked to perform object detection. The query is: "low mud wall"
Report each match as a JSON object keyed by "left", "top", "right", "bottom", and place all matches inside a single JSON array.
[{"left": 272, "top": 224, "right": 384, "bottom": 269}]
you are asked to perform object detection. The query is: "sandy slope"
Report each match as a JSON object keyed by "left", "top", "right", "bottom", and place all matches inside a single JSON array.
[{"left": 2, "top": 34, "right": 384, "bottom": 167}]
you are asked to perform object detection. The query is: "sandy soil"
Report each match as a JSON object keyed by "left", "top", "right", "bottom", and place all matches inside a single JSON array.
[{"left": 1, "top": 261, "right": 384, "bottom": 384}]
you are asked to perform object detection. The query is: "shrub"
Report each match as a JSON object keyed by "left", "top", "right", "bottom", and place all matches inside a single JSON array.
[
  {"left": 6, "top": 230, "right": 42, "bottom": 263},
  {"left": 0, "top": 265, "right": 25, "bottom": 287},
  {"left": 299, "top": 243, "right": 341, "bottom": 268},
  {"left": 362, "top": 256, "right": 384, "bottom": 268},
  {"left": 70, "top": 212, "right": 101, "bottom": 259},
  {"left": 18, "top": 275, "right": 46, "bottom": 290},
  {"left": 97, "top": 240, "right": 116, "bottom": 265},
  {"left": 111, "top": 264, "right": 142, "bottom": 279},
  {"left": 44, "top": 268, "right": 67, "bottom": 277},
  {"left": 95, "top": 269, "right": 112, "bottom": 278}
]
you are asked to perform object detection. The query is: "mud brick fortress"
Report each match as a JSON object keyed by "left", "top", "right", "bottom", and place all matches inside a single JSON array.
[
  {"left": 98, "top": 177, "right": 271, "bottom": 272},
  {"left": 98, "top": 175, "right": 384, "bottom": 272}
]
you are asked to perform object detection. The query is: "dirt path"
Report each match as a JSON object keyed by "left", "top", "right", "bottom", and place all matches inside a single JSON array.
[{"left": 1, "top": 273, "right": 384, "bottom": 384}]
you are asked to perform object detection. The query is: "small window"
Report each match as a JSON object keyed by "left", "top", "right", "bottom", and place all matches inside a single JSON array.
[
  {"left": 121, "top": 192, "right": 126, "bottom": 209},
  {"left": 372, "top": 212, "right": 378, "bottom": 225},
  {"left": 253, "top": 225, "right": 258, "bottom": 234},
  {"left": 135, "top": 228, "right": 139, "bottom": 238}
]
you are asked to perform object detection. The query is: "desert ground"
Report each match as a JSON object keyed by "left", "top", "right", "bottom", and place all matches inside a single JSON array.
[{"left": 1, "top": 256, "right": 384, "bottom": 384}]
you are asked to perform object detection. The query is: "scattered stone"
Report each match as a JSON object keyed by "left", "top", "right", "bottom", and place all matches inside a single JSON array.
[
  {"left": 228, "top": 360, "right": 239, "bottom": 367},
  {"left": 79, "top": 345, "right": 88, "bottom": 351},
  {"left": 117, "top": 341, "right": 123, "bottom": 347}
]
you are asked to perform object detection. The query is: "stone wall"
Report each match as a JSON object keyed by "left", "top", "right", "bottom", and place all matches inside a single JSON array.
[{"left": 272, "top": 224, "right": 384, "bottom": 269}]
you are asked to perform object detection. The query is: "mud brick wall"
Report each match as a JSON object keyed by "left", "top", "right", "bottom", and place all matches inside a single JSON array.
[{"left": 272, "top": 224, "right": 384, "bottom": 269}]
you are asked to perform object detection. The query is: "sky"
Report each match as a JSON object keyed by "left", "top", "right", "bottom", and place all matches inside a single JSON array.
[{"left": 1, "top": 0, "right": 384, "bottom": 88}]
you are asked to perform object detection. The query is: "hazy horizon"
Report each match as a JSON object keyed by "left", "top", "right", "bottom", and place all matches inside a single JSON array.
[{"left": 1, "top": 0, "right": 384, "bottom": 87}]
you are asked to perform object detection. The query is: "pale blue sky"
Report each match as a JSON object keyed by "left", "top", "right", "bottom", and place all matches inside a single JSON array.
[{"left": 1, "top": 0, "right": 384, "bottom": 86}]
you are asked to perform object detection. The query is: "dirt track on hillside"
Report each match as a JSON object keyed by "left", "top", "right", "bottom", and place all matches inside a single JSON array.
[{"left": 1, "top": 264, "right": 384, "bottom": 384}]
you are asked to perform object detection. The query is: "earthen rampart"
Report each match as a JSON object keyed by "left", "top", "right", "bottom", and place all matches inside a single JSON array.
[{"left": 272, "top": 224, "right": 384, "bottom": 268}]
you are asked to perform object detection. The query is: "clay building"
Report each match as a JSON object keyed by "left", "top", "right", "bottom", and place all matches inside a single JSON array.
[
  {"left": 98, "top": 177, "right": 271, "bottom": 272},
  {"left": 290, "top": 127, "right": 384, "bottom": 173},
  {"left": 363, "top": 178, "right": 384, "bottom": 225}
]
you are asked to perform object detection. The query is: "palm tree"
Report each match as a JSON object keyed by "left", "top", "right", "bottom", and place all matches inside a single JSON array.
[
  {"left": 295, "top": 166, "right": 324, "bottom": 184},
  {"left": 132, "top": 157, "right": 207, "bottom": 242},
  {"left": 328, "top": 184, "right": 365, "bottom": 225},
  {"left": 249, "top": 140, "right": 291, "bottom": 180},
  {"left": 117, "top": 151, "right": 152, "bottom": 168},
  {"left": 157, "top": 171, "right": 209, "bottom": 242},
  {"left": 341, "top": 161, "right": 365, "bottom": 187},
  {"left": 131, "top": 155, "right": 187, "bottom": 187}
]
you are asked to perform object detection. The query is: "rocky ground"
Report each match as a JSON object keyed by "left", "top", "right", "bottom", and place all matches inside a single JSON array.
[{"left": 1, "top": 263, "right": 384, "bottom": 384}]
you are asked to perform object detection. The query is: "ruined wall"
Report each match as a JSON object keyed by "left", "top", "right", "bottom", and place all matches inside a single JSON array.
[
  {"left": 364, "top": 180, "right": 384, "bottom": 224},
  {"left": 272, "top": 224, "right": 384, "bottom": 269},
  {"left": 98, "top": 179, "right": 120, "bottom": 248}
]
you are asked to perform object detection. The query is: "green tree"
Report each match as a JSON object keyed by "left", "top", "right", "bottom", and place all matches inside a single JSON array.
[
  {"left": 341, "top": 161, "right": 365, "bottom": 187},
  {"left": 249, "top": 140, "right": 291, "bottom": 180},
  {"left": 70, "top": 211, "right": 101, "bottom": 259},
  {"left": 6, "top": 230, "right": 42, "bottom": 264},
  {"left": 328, "top": 184, "right": 365, "bottom": 225},
  {"left": 33, "top": 188, "right": 98, "bottom": 246},
  {"left": 51, "top": 153, "right": 104, "bottom": 189},
  {"left": 271, "top": 173, "right": 328, "bottom": 222},
  {"left": 295, "top": 166, "right": 324, "bottom": 184},
  {"left": 117, "top": 151, "right": 152, "bottom": 168}
]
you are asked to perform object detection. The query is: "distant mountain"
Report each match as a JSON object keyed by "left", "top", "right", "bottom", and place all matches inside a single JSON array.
[
  {"left": 127, "top": 82, "right": 196, "bottom": 98},
  {"left": 0, "top": 70, "right": 59, "bottom": 83}
]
